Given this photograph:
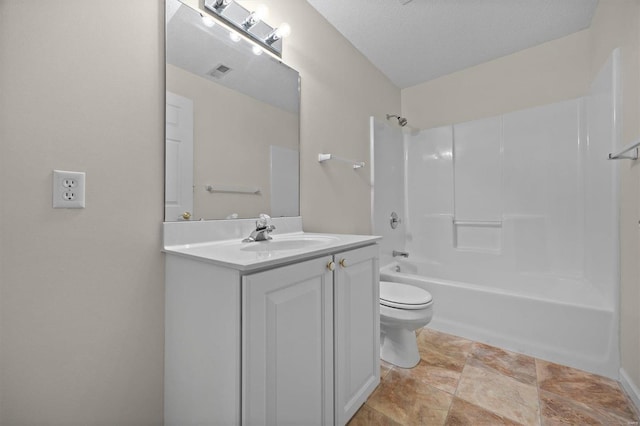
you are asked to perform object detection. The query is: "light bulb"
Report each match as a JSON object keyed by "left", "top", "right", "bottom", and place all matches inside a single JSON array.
[
  {"left": 275, "top": 23, "right": 291, "bottom": 38},
  {"left": 201, "top": 15, "right": 215, "bottom": 27},
  {"left": 264, "top": 23, "right": 291, "bottom": 45},
  {"left": 229, "top": 31, "right": 241, "bottom": 42},
  {"left": 252, "top": 45, "right": 263, "bottom": 56},
  {"left": 242, "top": 5, "right": 268, "bottom": 30},
  {"left": 254, "top": 4, "right": 269, "bottom": 21}
]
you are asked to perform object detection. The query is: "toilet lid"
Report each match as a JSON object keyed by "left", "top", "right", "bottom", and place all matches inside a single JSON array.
[{"left": 380, "top": 281, "right": 433, "bottom": 310}]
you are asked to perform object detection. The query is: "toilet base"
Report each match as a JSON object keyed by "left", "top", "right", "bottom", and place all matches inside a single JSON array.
[{"left": 380, "top": 327, "right": 420, "bottom": 368}]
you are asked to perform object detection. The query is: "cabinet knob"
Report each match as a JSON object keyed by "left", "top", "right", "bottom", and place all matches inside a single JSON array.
[
  {"left": 327, "top": 261, "right": 336, "bottom": 271},
  {"left": 339, "top": 258, "right": 348, "bottom": 268}
]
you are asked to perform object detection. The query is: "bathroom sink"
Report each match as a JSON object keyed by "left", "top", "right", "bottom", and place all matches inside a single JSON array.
[
  {"left": 240, "top": 235, "right": 339, "bottom": 252},
  {"left": 164, "top": 230, "right": 381, "bottom": 271}
]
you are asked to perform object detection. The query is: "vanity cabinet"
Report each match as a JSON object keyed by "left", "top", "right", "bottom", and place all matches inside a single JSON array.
[
  {"left": 164, "top": 241, "right": 379, "bottom": 426},
  {"left": 243, "top": 255, "right": 335, "bottom": 425},
  {"left": 333, "top": 244, "right": 380, "bottom": 425}
]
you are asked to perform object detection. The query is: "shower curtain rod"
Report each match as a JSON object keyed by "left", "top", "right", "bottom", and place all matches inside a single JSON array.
[{"left": 608, "top": 139, "right": 640, "bottom": 160}]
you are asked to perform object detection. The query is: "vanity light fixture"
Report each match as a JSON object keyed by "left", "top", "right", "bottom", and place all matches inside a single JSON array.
[
  {"left": 264, "top": 23, "right": 291, "bottom": 46},
  {"left": 241, "top": 4, "right": 268, "bottom": 30},
  {"left": 212, "top": 0, "right": 231, "bottom": 11},
  {"left": 203, "top": 0, "right": 290, "bottom": 57}
]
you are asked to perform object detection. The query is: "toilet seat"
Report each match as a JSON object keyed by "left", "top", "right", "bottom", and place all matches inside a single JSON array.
[{"left": 380, "top": 281, "right": 433, "bottom": 310}]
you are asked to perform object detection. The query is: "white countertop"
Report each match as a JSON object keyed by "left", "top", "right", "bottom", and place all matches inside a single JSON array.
[{"left": 164, "top": 231, "right": 381, "bottom": 272}]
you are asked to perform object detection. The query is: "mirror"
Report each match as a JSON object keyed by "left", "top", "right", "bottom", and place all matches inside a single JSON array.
[{"left": 165, "top": 0, "right": 300, "bottom": 221}]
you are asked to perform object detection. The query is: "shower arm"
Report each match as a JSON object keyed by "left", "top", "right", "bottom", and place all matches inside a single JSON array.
[{"left": 386, "top": 114, "right": 408, "bottom": 127}]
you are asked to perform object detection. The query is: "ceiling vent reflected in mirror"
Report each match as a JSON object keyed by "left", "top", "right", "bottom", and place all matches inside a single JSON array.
[{"left": 208, "top": 63, "right": 232, "bottom": 79}]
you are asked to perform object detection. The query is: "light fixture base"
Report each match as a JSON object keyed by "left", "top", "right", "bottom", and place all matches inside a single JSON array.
[{"left": 203, "top": 0, "right": 284, "bottom": 57}]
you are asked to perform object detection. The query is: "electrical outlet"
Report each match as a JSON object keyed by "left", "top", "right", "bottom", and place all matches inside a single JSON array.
[
  {"left": 53, "top": 170, "right": 85, "bottom": 208},
  {"left": 62, "top": 178, "right": 78, "bottom": 188}
]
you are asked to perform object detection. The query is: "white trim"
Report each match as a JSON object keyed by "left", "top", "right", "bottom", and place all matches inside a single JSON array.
[{"left": 620, "top": 368, "right": 640, "bottom": 413}]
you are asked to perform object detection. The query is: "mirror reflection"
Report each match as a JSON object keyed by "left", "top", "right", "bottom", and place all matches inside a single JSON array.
[{"left": 165, "top": 0, "right": 300, "bottom": 221}]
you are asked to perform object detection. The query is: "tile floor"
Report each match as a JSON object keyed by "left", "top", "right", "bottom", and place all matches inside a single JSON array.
[{"left": 349, "top": 327, "right": 639, "bottom": 426}]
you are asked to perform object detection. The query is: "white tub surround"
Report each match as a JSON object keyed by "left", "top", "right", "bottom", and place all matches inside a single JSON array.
[
  {"left": 371, "top": 49, "right": 621, "bottom": 379},
  {"left": 163, "top": 218, "right": 381, "bottom": 425}
]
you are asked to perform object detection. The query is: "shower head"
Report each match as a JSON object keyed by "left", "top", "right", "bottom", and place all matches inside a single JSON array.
[{"left": 386, "top": 114, "right": 408, "bottom": 127}]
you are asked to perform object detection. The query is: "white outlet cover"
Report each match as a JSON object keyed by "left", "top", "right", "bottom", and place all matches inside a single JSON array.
[{"left": 53, "top": 170, "right": 85, "bottom": 208}]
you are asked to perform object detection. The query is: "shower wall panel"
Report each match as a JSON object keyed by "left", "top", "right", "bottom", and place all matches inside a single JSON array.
[
  {"left": 583, "top": 49, "right": 619, "bottom": 307},
  {"left": 402, "top": 94, "right": 614, "bottom": 300},
  {"left": 373, "top": 50, "right": 618, "bottom": 310},
  {"left": 405, "top": 126, "right": 454, "bottom": 261},
  {"left": 453, "top": 116, "right": 502, "bottom": 223},
  {"left": 371, "top": 117, "right": 406, "bottom": 265},
  {"left": 502, "top": 99, "right": 583, "bottom": 279},
  {"left": 452, "top": 117, "right": 503, "bottom": 252}
]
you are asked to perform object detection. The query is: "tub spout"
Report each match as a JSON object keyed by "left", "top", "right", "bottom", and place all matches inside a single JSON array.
[{"left": 392, "top": 250, "right": 409, "bottom": 258}]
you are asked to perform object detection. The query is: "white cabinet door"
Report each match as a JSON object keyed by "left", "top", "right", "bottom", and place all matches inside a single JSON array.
[
  {"left": 334, "top": 245, "right": 380, "bottom": 426},
  {"left": 243, "top": 256, "right": 334, "bottom": 426}
]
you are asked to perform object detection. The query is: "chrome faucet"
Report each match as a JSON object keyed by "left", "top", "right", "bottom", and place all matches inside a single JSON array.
[
  {"left": 242, "top": 213, "right": 276, "bottom": 242},
  {"left": 392, "top": 250, "right": 409, "bottom": 258}
]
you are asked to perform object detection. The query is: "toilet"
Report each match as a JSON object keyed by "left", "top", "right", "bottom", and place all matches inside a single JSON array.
[{"left": 379, "top": 281, "right": 433, "bottom": 368}]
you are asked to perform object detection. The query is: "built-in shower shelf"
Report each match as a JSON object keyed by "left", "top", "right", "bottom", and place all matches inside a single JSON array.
[
  {"left": 453, "top": 219, "right": 502, "bottom": 253},
  {"left": 318, "top": 153, "right": 365, "bottom": 169},
  {"left": 608, "top": 139, "right": 640, "bottom": 160}
]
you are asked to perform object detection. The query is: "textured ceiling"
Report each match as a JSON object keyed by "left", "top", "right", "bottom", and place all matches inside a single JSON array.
[{"left": 306, "top": 0, "right": 598, "bottom": 88}]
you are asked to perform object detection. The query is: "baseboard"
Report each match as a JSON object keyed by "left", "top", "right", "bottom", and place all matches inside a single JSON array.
[{"left": 620, "top": 368, "right": 640, "bottom": 413}]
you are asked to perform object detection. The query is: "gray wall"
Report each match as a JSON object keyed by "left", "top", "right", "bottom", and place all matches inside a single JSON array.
[
  {"left": 0, "top": 1, "right": 165, "bottom": 423},
  {"left": 0, "top": 0, "right": 401, "bottom": 423},
  {"left": 4, "top": 1, "right": 636, "bottom": 424}
]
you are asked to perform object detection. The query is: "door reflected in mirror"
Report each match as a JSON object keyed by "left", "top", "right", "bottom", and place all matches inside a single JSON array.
[{"left": 165, "top": 0, "right": 300, "bottom": 221}]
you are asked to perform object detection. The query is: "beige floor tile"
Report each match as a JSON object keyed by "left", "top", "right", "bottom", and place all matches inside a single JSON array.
[
  {"left": 380, "top": 360, "right": 393, "bottom": 380},
  {"left": 537, "top": 359, "right": 639, "bottom": 424},
  {"left": 446, "top": 397, "right": 524, "bottom": 426},
  {"left": 539, "top": 389, "right": 635, "bottom": 426},
  {"left": 348, "top": 404, "right": 403, "bottom": 426},
  {"left": 363, "top": 329, "right": 638, "bottom": 426},
  {"left": 393, "top": 359, "right": 461, "bottom": 394},
  {"left": 456, "top": 363, "right": 540, "bottom": 425},
  {"left": 419, "top": 344, "right": 468, "bottom": 374},
  {"left": 418, "top": 328, "right": 474, "bottom": 372},
  {"left": 367, "top": 368, "right": 453, "bottom": 426},
  {"left": 470, "top": 342, "right": 537, "bottom": 385}
]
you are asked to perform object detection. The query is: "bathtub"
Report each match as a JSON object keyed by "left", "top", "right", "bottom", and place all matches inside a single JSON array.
[{"left": 380, "top": 259, "right": 619, "bottom": 378}]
